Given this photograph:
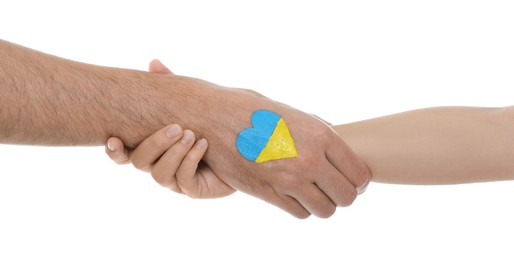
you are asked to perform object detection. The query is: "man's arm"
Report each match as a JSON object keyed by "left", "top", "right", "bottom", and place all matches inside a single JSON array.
[
  {"left": 335, "top": 106, "right": 514, "bottom": 184},
  {"left": 0, "top": 40, "right": 370, "bottom": 218},
  {"left": 0, "top": 39, "right": 212, "bottom": 146}
]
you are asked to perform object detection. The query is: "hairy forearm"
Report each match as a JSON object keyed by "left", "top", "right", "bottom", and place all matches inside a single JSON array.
[
  {"left": 334, "top": 106, "right": 514, "bottom": 184},
  {"left": 0, "top": 40, "right": 217, "bottom": 146}
]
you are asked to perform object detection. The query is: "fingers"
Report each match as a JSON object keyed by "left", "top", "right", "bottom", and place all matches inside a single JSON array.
[
  {"left": 174, "top": 138, "right": 236, "bottom": 199},
  {"left": 325, "top": 133, "right": 371, "bottom": 194},
  {"left": 151, "top": 130, "right": 196, "bottom": 191},
  {"left": 314, "top": 165, "right": 358, "bottom": 207},
  {"left": 357, "top": 176, "right": 370, "bottom": 194},
  {"left": 105, "top": 137, "right": 132, "bottom": 165},
  {"left": 149, "top": 59, "right": 174, "bottom": 75},
  {"left": 131, "top": 124, "right": 184, "bottom": 173},
  {"left": 279, "top": 196, "right": 311, "bottom": 219},
  {"left": 263, "top": 191, "right": 311, "bottom": 219},
  {"left": 175, "top": 138, "right": 208, "bottom": 197},
  {"left": 286, "top": 183, "right": 337, "bottom": 218}
]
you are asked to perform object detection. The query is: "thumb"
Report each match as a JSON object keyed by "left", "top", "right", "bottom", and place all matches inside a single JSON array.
[{"left": 149, "top": 59, "right": 174, "bottom": 75}]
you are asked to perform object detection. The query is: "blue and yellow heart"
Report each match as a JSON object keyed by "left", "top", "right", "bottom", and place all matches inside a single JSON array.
[{"left": 236, "top": 110, "right": 298, "bottom": 163}]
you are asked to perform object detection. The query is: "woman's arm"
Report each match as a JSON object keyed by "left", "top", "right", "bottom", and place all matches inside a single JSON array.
[{"left": 334, "top": 106, "right": 514, "bottom": 184}]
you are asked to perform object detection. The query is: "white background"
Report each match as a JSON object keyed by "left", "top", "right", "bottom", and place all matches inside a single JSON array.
[{"left": 1, "top": 0, "right": 514, "bottom": 259}]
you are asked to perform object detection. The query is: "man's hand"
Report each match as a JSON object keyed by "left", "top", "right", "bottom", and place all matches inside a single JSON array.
[
  {"left": 111, "top": 60, "right": 369, "bottom": 218},
  {"left": 108, "top": 60, "right": 370, "bottom": 218},
  {"left": 199, "top": 87, "right": 370, "bottom": 218}
]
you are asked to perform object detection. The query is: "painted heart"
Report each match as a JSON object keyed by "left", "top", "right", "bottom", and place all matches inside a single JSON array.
[{"left": 236, "top": 110, "right": 298, "bottom": 163}]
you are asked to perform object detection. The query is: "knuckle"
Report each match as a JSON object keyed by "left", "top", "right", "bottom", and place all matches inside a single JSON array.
[
  {"left": 177, "top": 179, "right": 202, "bottom": 199},
  {"left": 293, "top": 149, "right": 319, "bottom": 170},
  {"left": 106, "top": 149, "right": 129, "bottom": 165},
  {"left": 132, "top": 159, "right": 150, "bottom": 172},
  {"left": 339, "top": 188, "right": 357, "bottom": 207},
  {"left": 316, "top": 125, "right": 334, "bottom": 142},
  {"left": 316, "top": 205, "right": 336, "bottom": 219},
  {"left": 298, "top": 150, "right": 317, "bottom": 168},
  {"left": 116, "top": 154, "right": 130, "bottom": 165},
  {"left": 168, "top": 183, "right": 183, "bottom": 194},
  {"left": 132, "top": 160, "right": 150, "bottom": 172},
  {"left": 291, "top": 208, "right": 311, "bottom": 219},
  {"left": 186, "top": 191, "right": 201, "bottom": 199},
  {"left": 151, "top": 169, "right": 175, "bottom": 187}
]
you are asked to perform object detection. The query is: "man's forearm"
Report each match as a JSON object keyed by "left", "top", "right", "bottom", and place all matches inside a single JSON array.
[
  {"left": 334, "top": 106, "right": 514, "bottom": 184},
  {"left": 0, "top": 40, "right": 215, "bottom": 146}
]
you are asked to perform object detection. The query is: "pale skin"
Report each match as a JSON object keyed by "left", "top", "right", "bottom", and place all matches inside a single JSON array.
[
  {"left": 107, "top": 62, "right": 514, "bottom": 194},
  {"left": 335, "top": 106, "right": 514, "bottom": 184},
  {"left": 0, "top": 40, "right": 369, "bottom": 218}
]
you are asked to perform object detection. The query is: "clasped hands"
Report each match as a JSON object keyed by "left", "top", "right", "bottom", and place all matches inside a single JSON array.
[{"left": 106, "top": 60, "right": 370, "bottom": 218}]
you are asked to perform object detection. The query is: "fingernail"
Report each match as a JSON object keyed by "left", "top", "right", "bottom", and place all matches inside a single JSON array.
[
  {"left": 166, "top": 125, "right": 182, "bottom": 139},
  {"left": 107, "top": 140, "right": 116, "bottom": 152},
  {"left": 195, "top": 138, "right": 207, "bottom": 150},
  {"left": 357, "top": 177, "right": 370, "bottom": 195},
  {"left": 181, "top": 130, "right": 194, "bottom": 144}
]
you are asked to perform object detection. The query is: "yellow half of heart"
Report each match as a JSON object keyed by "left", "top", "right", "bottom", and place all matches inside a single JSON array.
[{"left": 255, "top": 118, "right": 298, "bottom": 163}]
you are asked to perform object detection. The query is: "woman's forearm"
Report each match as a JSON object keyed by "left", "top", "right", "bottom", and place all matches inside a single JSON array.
[{"left": 334, "top": 106, "right": 514, "bottom": 184}]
